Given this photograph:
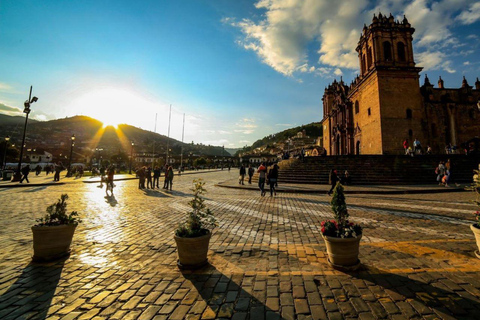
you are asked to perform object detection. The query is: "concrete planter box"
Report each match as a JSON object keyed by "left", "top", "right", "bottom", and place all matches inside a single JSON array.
[
  {"left": 471, "top": 224, "right": 480, "bottom": 259},
  {"left": 323, "top": 234, "right": 362, "bottom": 270},
  {"left": 174, "top": 232, "right": 211, "bottom": 269},
  {"left": 32, "top": 224, "right": 77, "bottom": 261}
]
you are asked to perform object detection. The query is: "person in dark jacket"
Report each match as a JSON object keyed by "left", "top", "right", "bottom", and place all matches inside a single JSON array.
[
  {"left": 146, "top": 167, "right": 153, "bottom": 189},
  {"left": 268, "top": 164, "right": 279, "bottom": 197},
  {"left": 327, "top": 169, "right": 338, "bottom": 196},
  {"left": 20, "top": 165, "right": 31, "bottom": 183},
  {"left": 248, "top": 164, "right": 254, "bottom": 184},
  {"left": 239, "top": 164, "right": 246, "bottom": 185},
  {"left": 153, "top": 166, "right": 161, "bottom": 188}
]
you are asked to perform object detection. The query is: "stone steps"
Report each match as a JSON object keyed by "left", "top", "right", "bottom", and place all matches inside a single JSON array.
[{"left": 249, "top": 155, "right": 479, "bottom": 185}]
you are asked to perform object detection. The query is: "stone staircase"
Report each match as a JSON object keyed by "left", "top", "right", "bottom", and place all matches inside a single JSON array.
[{"left": 251, "top": 155, "right": 480, "bottom": 185}]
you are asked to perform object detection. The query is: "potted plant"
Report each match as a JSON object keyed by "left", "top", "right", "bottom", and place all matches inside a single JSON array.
[
  {"left": 174, "top": 179, "right": 217, "bottom": 269},
  {"left": 470, "top": 164, "right": 480, "bottom": 259},
  {"left": 32, "top": 194, "right": 81, "bottom": 261},
  {"left": 321, "top": 182, "right": 363, "bottom": 270}
]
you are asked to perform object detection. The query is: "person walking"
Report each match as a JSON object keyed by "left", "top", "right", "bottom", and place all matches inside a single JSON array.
[
  {"left": 239, "top": 164, "right": 246, "bottom": 185},
  {"left": 54, "top": 162, "right": 63, "bottom": 182},
  {"left": 20, "top": 165, "right": 31, "bottom": 183},
  {"left": 248, "top": 164, "right": 254, "bottom": 184},
  {"left": 413, "top": 138, "right": 422, "bottom": 155},
  {"left": 146, "top": 167, "right": 153, "bottom": 189},
  {"left": 153, "top": 166, "right": 161, "bottom": 188},
  {"left": 436, "top": 161, "right": 445, "bottom": 185},
  {"left": 268, "top": 163, "right": 279, "bottom": 197},
  {"left": 106, "top": 165, "right": 115, "bottom": 196},
  {"left": 167, "top": 166, "right": 174, "bottom": 190},
  {"left": 257, "top": 162, "right": 267, "bottom": 196},
  {"left": 327, "top": 169, "right": 338, "bottom": 196},
  {"left": 445, "top": 159, "right": 452, "bottom": 187}
]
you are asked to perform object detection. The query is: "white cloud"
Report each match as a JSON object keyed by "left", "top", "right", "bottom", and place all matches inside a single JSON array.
[
  {"left": 416, "top": 51, "right": 456, "bottom": 73},
  {"left": 229, "top": 0, "right": 476, "bottom": 78},
  {"left": 457, "top": 2, "right": 480, "bottom": 24},
  {"left": 464, "top": 61, "right": 471, "bottom": 65},
  {"left": 234, "top": 118, "right": 258, "bottom": 134},
  {"left": 0, "top": 102, "right": 22, "bottom": 116},
  {"left": 0, "top": 83, "right": 14, "bottom": 93}
]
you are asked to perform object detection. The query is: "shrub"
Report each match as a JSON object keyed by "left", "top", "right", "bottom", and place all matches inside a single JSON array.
[
  {"left": 175, "top": 179, "right": 217, "bottom": 237},
  {"left": 321, "top": 182, "right": 362, "bottom": 238},
  {"left": 35, "top": 194, "right": 81, "bottom": 226}
]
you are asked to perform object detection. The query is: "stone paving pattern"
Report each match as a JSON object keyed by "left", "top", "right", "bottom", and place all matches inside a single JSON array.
[{"left": 0, "top": 170, "right": 479, "bottom": 319}]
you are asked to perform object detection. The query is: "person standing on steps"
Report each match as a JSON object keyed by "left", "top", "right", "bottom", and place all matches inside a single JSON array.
[
  {"left": 239, "top": 164, "right": 246, "bottom": 185},
  {"left": 248, "top": 164, "right": 254, "bottom": 184},
  {"left": 327, "top": 169, "right": 338, "bottom": 196},
  {"left": 257, "top": 162, "right": 267, "bottom": 196}
]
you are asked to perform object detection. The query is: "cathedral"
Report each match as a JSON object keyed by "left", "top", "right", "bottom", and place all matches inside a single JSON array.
[{"left": 322, "top": 13, "right": 480, "bottom": 155}]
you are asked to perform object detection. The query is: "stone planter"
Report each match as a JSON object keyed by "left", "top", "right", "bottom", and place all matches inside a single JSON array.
[
  {"left": 32, "top": 224, "right": 77, "bottom": 262},
  {"left": 323, "top": 234, "right": 362, "bottom": 270},
  {"left": 174, "top": 232, "right": 211, "bottom": 269},
  {"left": 471, "top": 224, "right": 480, "bottom": 259}
]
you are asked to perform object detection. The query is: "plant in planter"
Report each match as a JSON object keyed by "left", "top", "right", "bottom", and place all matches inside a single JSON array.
[
  {"left": 174, "top": 179, "right": 217, "bottom": 269},
  {"left": 32, "top": 194, "right": 81, "bottom": 261},
  {"left": 321, "top": 182, "right": 362, "bottom": 270},
  {"left": 470, "top": 164, "right": 480, "bottom": 259}
]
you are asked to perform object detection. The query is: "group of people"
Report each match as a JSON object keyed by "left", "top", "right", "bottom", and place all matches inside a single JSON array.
[
  {"left": 435, "top": 159, "right": 454, "bottom": 187},
  {"left": 239, "top": 163, "right": 279, "bottom": 197},
  {"left": 403, "top": 138, "right": 432, "bottom": 156},
  {"left": 327, "top": 169, "right": 351, "bottom": 195},
  {"left": 136, "top": 165, "right": 174, "bottom": 190},
  {"left": 238, "top": 164, "right": 255, "bottom": 185}
]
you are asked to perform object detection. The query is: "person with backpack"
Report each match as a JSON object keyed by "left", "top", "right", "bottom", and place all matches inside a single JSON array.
[{"left": 257, "top": 162, "right": 267, "bottom": 196}]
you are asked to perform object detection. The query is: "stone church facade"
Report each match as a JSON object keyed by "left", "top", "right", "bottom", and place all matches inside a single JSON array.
[{"left": 322, "top": 13, "right": 480, "bottom": 155}]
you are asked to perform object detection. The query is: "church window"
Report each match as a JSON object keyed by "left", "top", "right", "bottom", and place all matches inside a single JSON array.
[
  {"left": 406, "top": 108, "right": 412, "bottom": 119},
  {"left": 355, "top": 101, "right": 359, "bottom": 114},
  {"left": 408, "top": 129, "right": 413, "bottom": 137},
  {"left": 362, "top": 54, "right": 367, "bottom": 74},
  {"left": 397, "top": 42, "right": 406, "bottom": 61},
  {"left": 383, "top": 41, "right": 392, "bottom": 61},
  {"left": 367, "top": 47, "right": 372, "bottom": 69},
  {"left": 367, "top": 108, "right": 371, "bottom": 116}
]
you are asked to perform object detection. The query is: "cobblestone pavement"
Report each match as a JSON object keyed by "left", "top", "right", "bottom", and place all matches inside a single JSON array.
[{"left": 1, "top": 170, "right": 479, "bottom": 320}]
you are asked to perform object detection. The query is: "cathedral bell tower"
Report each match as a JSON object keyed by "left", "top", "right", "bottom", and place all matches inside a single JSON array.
[{"left": 348, "top": 13, "right": 425, "bottom": 155}]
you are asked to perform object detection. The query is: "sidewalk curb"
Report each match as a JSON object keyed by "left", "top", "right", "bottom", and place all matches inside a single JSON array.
[
  {"left": 215, "top": 183, "right": 468, "bottom": 195},
  {"left": 0, "top": 182, "right": 66, "bottom": 188}
]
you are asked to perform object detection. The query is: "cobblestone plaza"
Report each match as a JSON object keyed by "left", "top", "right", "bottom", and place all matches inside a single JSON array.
[{"left": 1, "top": 171, "right": 479, "bottom": 319}]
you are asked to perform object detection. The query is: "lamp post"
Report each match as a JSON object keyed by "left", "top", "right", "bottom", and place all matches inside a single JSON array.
[
  {"left": 66, "top": 134, "right": 75, "bottom": 177},
  {"left": 2, "top": 136, "right": 10, "bottom": 170},
  {"left": 12, "top": 86, "right": 38, "bottom": 181},
  {"left": 129, "top": 141, "right": 134, "bottom": 174}
]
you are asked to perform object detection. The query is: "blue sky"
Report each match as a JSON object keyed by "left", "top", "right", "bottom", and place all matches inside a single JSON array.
[{"left": 1, "top": 0, "right": 479, "bottom": 148}]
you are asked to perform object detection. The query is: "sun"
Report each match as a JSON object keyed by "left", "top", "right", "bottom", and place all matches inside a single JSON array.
[{"left": 69, "top": 86, "right": 156, "bottom": 129}]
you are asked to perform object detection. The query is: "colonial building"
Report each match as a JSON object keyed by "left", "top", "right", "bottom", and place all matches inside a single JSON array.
[{"left": 322, "top": 13, "right": 480, "bottom": 155}]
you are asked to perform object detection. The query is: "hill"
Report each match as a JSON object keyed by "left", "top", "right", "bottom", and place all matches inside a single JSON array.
[
  {"left": 236, "top": 122, "right": 322, "bottom": 155},
  {"left": 0, "top": 114, "right": 230, "bottom": 162}
]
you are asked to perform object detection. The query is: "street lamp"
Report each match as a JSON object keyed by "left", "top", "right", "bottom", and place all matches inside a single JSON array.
[
  {"left": 2, "top": 136, "right": 10, "bottom": 170},
  {"left": 12, "top": 86, "right": 38, "bottom": 181},
  {"left": 66, "top": 134, "right": 75, "bottom": 177},
  {"left": 129, "top": 141, "right": 134, "bottom": 174}
]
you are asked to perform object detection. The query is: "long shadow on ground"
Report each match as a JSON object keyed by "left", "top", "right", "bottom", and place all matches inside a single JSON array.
[
  {"left": 0, "top": 260, "right": 65, "bottom": 320},
  {"left": 182, "top": 264, "right": 285, "bottom": 320},
  {"left": 348, "top": 266, "right": 480, "bottom": 319}
]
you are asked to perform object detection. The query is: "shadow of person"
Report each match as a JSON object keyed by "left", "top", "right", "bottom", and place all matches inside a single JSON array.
[
  {"left": 181, "top": 263, "right": 285, "bottom": 319},
  {"left": 105, "top": 194, "right": 118, "bottom": 207},
  {"left": 0, "top": 259, "right": 66, "bottom": 320},
  {"left": 142, "top": 189, "right": 171, "bottom": 198},
  {"left": 346, "top": 265, "right": 480, "bottom": 318}
]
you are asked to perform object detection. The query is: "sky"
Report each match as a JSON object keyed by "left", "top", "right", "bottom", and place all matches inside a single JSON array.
[{"left": 1, "top": 0, "right": 479, "bottom": 148}]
